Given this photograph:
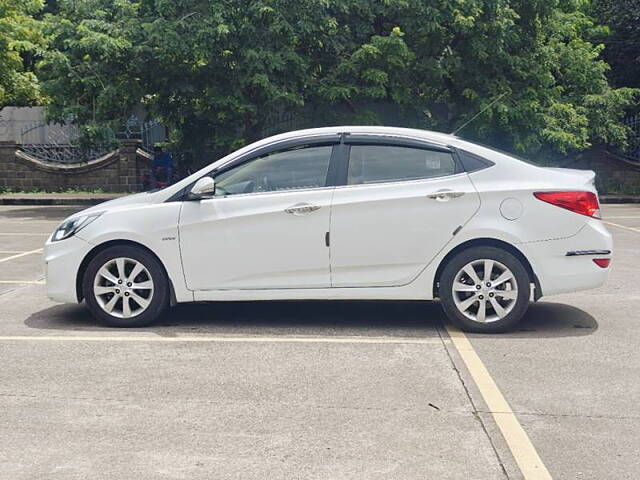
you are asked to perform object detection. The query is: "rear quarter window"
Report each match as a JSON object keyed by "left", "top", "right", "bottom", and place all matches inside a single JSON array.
[{"left": 456, "top": 149, "right": 495, "bottom": 173}]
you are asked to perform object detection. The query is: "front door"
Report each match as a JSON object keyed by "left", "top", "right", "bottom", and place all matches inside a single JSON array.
[
  {"left": 330, "top": 143, "right": 481, "bottom": 287},
  {"left": 179, "top": 144, "right": 335, "bottom": 290}
]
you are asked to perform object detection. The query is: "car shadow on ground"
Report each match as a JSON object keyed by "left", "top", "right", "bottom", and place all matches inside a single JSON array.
[
  {"left": 24, "top": 299, "right": 597, "bottom": 339},
  {"left": 474, "top": 301, "right": 598, "bottom": 338}
]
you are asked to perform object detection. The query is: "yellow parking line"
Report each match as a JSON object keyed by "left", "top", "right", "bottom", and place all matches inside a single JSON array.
[
  {"left": 0, "top": 248, "right": 43, "bottom": 263},
  {"left": 446, "top": 326, "right": 552, "bottom": 480},
  {"left": 0, "top": 280, "right": 45, "bottom": 285},
  {"left": 0, "top": 334, "right": 444, "bottom": 345},
  {"left": 603, "top": 221, "right": 640, "bottom": 233}
]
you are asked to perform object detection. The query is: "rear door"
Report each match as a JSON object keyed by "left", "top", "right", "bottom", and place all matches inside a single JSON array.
[{"left": 330, "top": 138, "right": 480, "bottom": 287}]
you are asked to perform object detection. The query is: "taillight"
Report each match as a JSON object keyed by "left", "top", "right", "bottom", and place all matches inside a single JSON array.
[
  {"left": 533, "top": 191, "right": 601, "bottom": 218},
  {"left": 593, "top": 258, "right": 610, "bottom": 268}
]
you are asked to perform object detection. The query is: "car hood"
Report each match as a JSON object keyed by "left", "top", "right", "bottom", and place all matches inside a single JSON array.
[{"left": 78, "top": 191, "right": 159, "bottom": 216}]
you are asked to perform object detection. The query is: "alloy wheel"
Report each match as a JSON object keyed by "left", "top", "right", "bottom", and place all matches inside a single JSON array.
[
  {"left": 93, "top": 257, "right": 154, "bottom": 319},
  {"left": 451, "top": 259, "right": 518, "bottom": 323}
]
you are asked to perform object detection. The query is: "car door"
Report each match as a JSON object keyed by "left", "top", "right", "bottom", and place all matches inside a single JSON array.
[
  {"left": 330, "top": 139, "right": 481, "bottom": 287},
  {"left": 179, "top": 142, "right": 337, "bottom": 290}
]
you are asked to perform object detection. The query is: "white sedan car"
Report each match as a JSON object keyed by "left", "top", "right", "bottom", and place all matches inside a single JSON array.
[{"left": 44, "top": 127, "right": 612, "bottom": 332}]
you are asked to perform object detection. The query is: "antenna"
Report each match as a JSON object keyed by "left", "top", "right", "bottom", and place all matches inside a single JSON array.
[{"left": 451, "top": 92, "right": 509, "bottom": 136}]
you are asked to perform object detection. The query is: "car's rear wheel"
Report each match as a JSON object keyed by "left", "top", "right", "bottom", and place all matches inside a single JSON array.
[
  {"left": 83, "top": 245, "right": 169, "bottom": 327},
  {"left": 439, "top": 246, "right": 531, "bottom": 333}
]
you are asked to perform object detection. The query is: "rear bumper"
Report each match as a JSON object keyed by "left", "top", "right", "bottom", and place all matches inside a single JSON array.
[
  {"left": 520, "top": 220, "right": 612, "bottom": 297},
  {"left": 44, "top": 236, "right": 93, "bottom": 303}
]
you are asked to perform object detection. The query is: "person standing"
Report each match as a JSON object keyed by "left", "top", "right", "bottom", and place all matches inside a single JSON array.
[{"left": 149, "top": 145, "right": 174, "bottom": 188}]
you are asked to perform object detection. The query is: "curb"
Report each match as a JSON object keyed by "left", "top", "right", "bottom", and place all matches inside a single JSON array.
[{"left": 599, "top": 196, "right": 640, "bottom": 204}]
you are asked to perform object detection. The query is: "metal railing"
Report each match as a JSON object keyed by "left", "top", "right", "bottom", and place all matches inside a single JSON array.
[
  {"left": 119, "top": 117, "right": 166, "bottom": 152},
  {"left": 18, "top": 121, "right": 113, "bottom": 164},
  {"left": 16, "top": 117, "right": 166, "bottom": 164},
  {"left": 621, "top": 113, "right": 640, "bottom": 162},
  {"left": 17, "top": 144, "right": 114, "bottom": 164}
]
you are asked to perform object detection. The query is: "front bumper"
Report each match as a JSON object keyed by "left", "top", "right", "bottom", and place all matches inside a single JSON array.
[
  {"left": 44, "top": 235, "right": 93, "bottom": 303},
  {"left": 519, "top": 219, "right": 613, "bottom": 297}
]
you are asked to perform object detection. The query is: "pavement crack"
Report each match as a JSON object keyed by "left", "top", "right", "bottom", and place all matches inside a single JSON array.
[{"left": 0, "top": 282, "right": 36, "bottom": 298}]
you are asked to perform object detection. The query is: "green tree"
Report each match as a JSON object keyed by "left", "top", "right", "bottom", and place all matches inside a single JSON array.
[
  {"left": 0, "top": 0, "right": 45, "bottom": 107},
  {"left": 38, "top": 0, "right": 638, "bottom": 161},
  {"left": 592, "top": 0, "right": 640, "bottom": 89}
]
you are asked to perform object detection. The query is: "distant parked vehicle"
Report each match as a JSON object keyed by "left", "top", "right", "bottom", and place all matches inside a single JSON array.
[{"left": 44, "top": 127, "right": 612, "bottom": 332}]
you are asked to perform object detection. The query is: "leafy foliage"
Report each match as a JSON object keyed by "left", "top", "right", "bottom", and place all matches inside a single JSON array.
[
  {"left": 37, "top": 0, "right": 639, "bottom": 162},
  {"left": 592, "top": 0, "right": 640, "bottom": 89},
  {"left": 0, "top": 0, "right": 45, "bottom": 107}
]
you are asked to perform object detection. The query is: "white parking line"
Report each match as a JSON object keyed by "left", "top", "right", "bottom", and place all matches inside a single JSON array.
[
  {"left": 0, "top": 248, "right": 43, "bottom": 263},
  {"left": 0, "top": 280, "right": 45, "bottom": 285},
  {"left": 603, "top": 221, "right": 640, "bottom": 233},
  {"left": 446, "top": 326, "right": 552, "bottom": 480},
  {"left": 0, "top": 232, "right": 49, "bottom": 236},
  {"left": 0, "top": 334, "right": 444, "bottom": 345},
  {"left": 0, "top": 220, "right": 59, "bottom": 223}
]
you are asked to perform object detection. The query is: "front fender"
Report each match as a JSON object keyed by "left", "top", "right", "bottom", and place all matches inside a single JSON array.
[{"left": 75, "top": 202, "right": 193, "bottom": 303}]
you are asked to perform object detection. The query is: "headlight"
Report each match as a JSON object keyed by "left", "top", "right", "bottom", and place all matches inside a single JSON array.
[{"left": 51, "top": 212, "right": 103, "bottom": 242}]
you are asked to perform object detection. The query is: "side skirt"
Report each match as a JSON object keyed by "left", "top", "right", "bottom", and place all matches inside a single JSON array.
[{"left": 192, "top": 286, "right": 433, "bottom": 302}]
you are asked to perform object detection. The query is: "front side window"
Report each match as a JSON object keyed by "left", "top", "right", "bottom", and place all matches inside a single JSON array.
[
  {"left": 214, "top": 145, "right": 333, "bottom": 196},
  {"left": 347, "top": 145, "right": 456, "bottom": 185}
]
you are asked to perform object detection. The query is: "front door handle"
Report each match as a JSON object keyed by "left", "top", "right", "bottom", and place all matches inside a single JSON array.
[
  {"left": 284, "top": 203, "right": 321, "bottom": 215},
  {"left": 426, "top": 190, "right": 465, "bottom": 202}
]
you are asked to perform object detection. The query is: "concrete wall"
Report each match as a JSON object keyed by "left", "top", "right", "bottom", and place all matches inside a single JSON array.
[
  {"left": 0, "top": 107, "right": 44, "bottom": 143},
  {"left": 0, "top": 139, "right": 147, "bottom": 193},
  {"left": 0, "top": 107, "right": 80, "bottom": 144}
]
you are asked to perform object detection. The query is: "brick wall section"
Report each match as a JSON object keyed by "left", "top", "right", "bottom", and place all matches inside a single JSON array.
[{"left": 0, "top": 139, "right": 148, "bottom": 193}]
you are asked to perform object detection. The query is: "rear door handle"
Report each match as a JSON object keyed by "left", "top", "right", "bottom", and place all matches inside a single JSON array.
[
  {"left": 284, "top": 203, "right": 321, "bottom": 215},
  {"left": 426, "top": 190, "right": 465, "bottom": 202}
]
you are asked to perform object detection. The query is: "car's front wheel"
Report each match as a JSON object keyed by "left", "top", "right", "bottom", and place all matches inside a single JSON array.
[
  {"left": 439, "top": 246, "right": 531, "bottom": 333},
  {"left": 83, "top": 245, "right": 169, "bottom": 327}
]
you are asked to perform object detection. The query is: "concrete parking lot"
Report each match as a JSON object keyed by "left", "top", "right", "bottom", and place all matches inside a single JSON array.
[{"left": 0, "top": 204, "right": 639, "bottom": 479}]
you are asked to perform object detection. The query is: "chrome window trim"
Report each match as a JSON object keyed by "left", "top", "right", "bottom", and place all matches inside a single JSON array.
[
  {"left": 333, "top": 171, "right": 469, "bottom": 190},
  {"left": 200, "top": 185, "right": 337, "bottom": 201}
]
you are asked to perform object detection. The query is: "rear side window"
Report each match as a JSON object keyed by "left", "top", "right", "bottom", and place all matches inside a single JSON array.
[
  {"left": 457, "top": 149, "right": 495, "bottom": 172},
  {"left": 347, "top": 145, "right": 456, "bottom": 185}
]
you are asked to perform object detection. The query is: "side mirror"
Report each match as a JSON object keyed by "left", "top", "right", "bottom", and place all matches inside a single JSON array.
[{"left": 188, "top": 176, "right": 215, "bottom": 200}]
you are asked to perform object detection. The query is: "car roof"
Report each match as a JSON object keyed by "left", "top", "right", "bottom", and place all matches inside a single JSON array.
[
  {"left": 265, "top": 126, "right": 455, "bottom": 145},
  {"left": 261, "top": 126, "right": 528, "bottom": 164}
]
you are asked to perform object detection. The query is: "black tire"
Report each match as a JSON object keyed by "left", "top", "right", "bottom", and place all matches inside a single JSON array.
[
  {"left": 83, "top": 245, "right": 169, "bottom": 327},
  {"left": 439, "top": 246, "right": 531, "bottom": 333}
]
